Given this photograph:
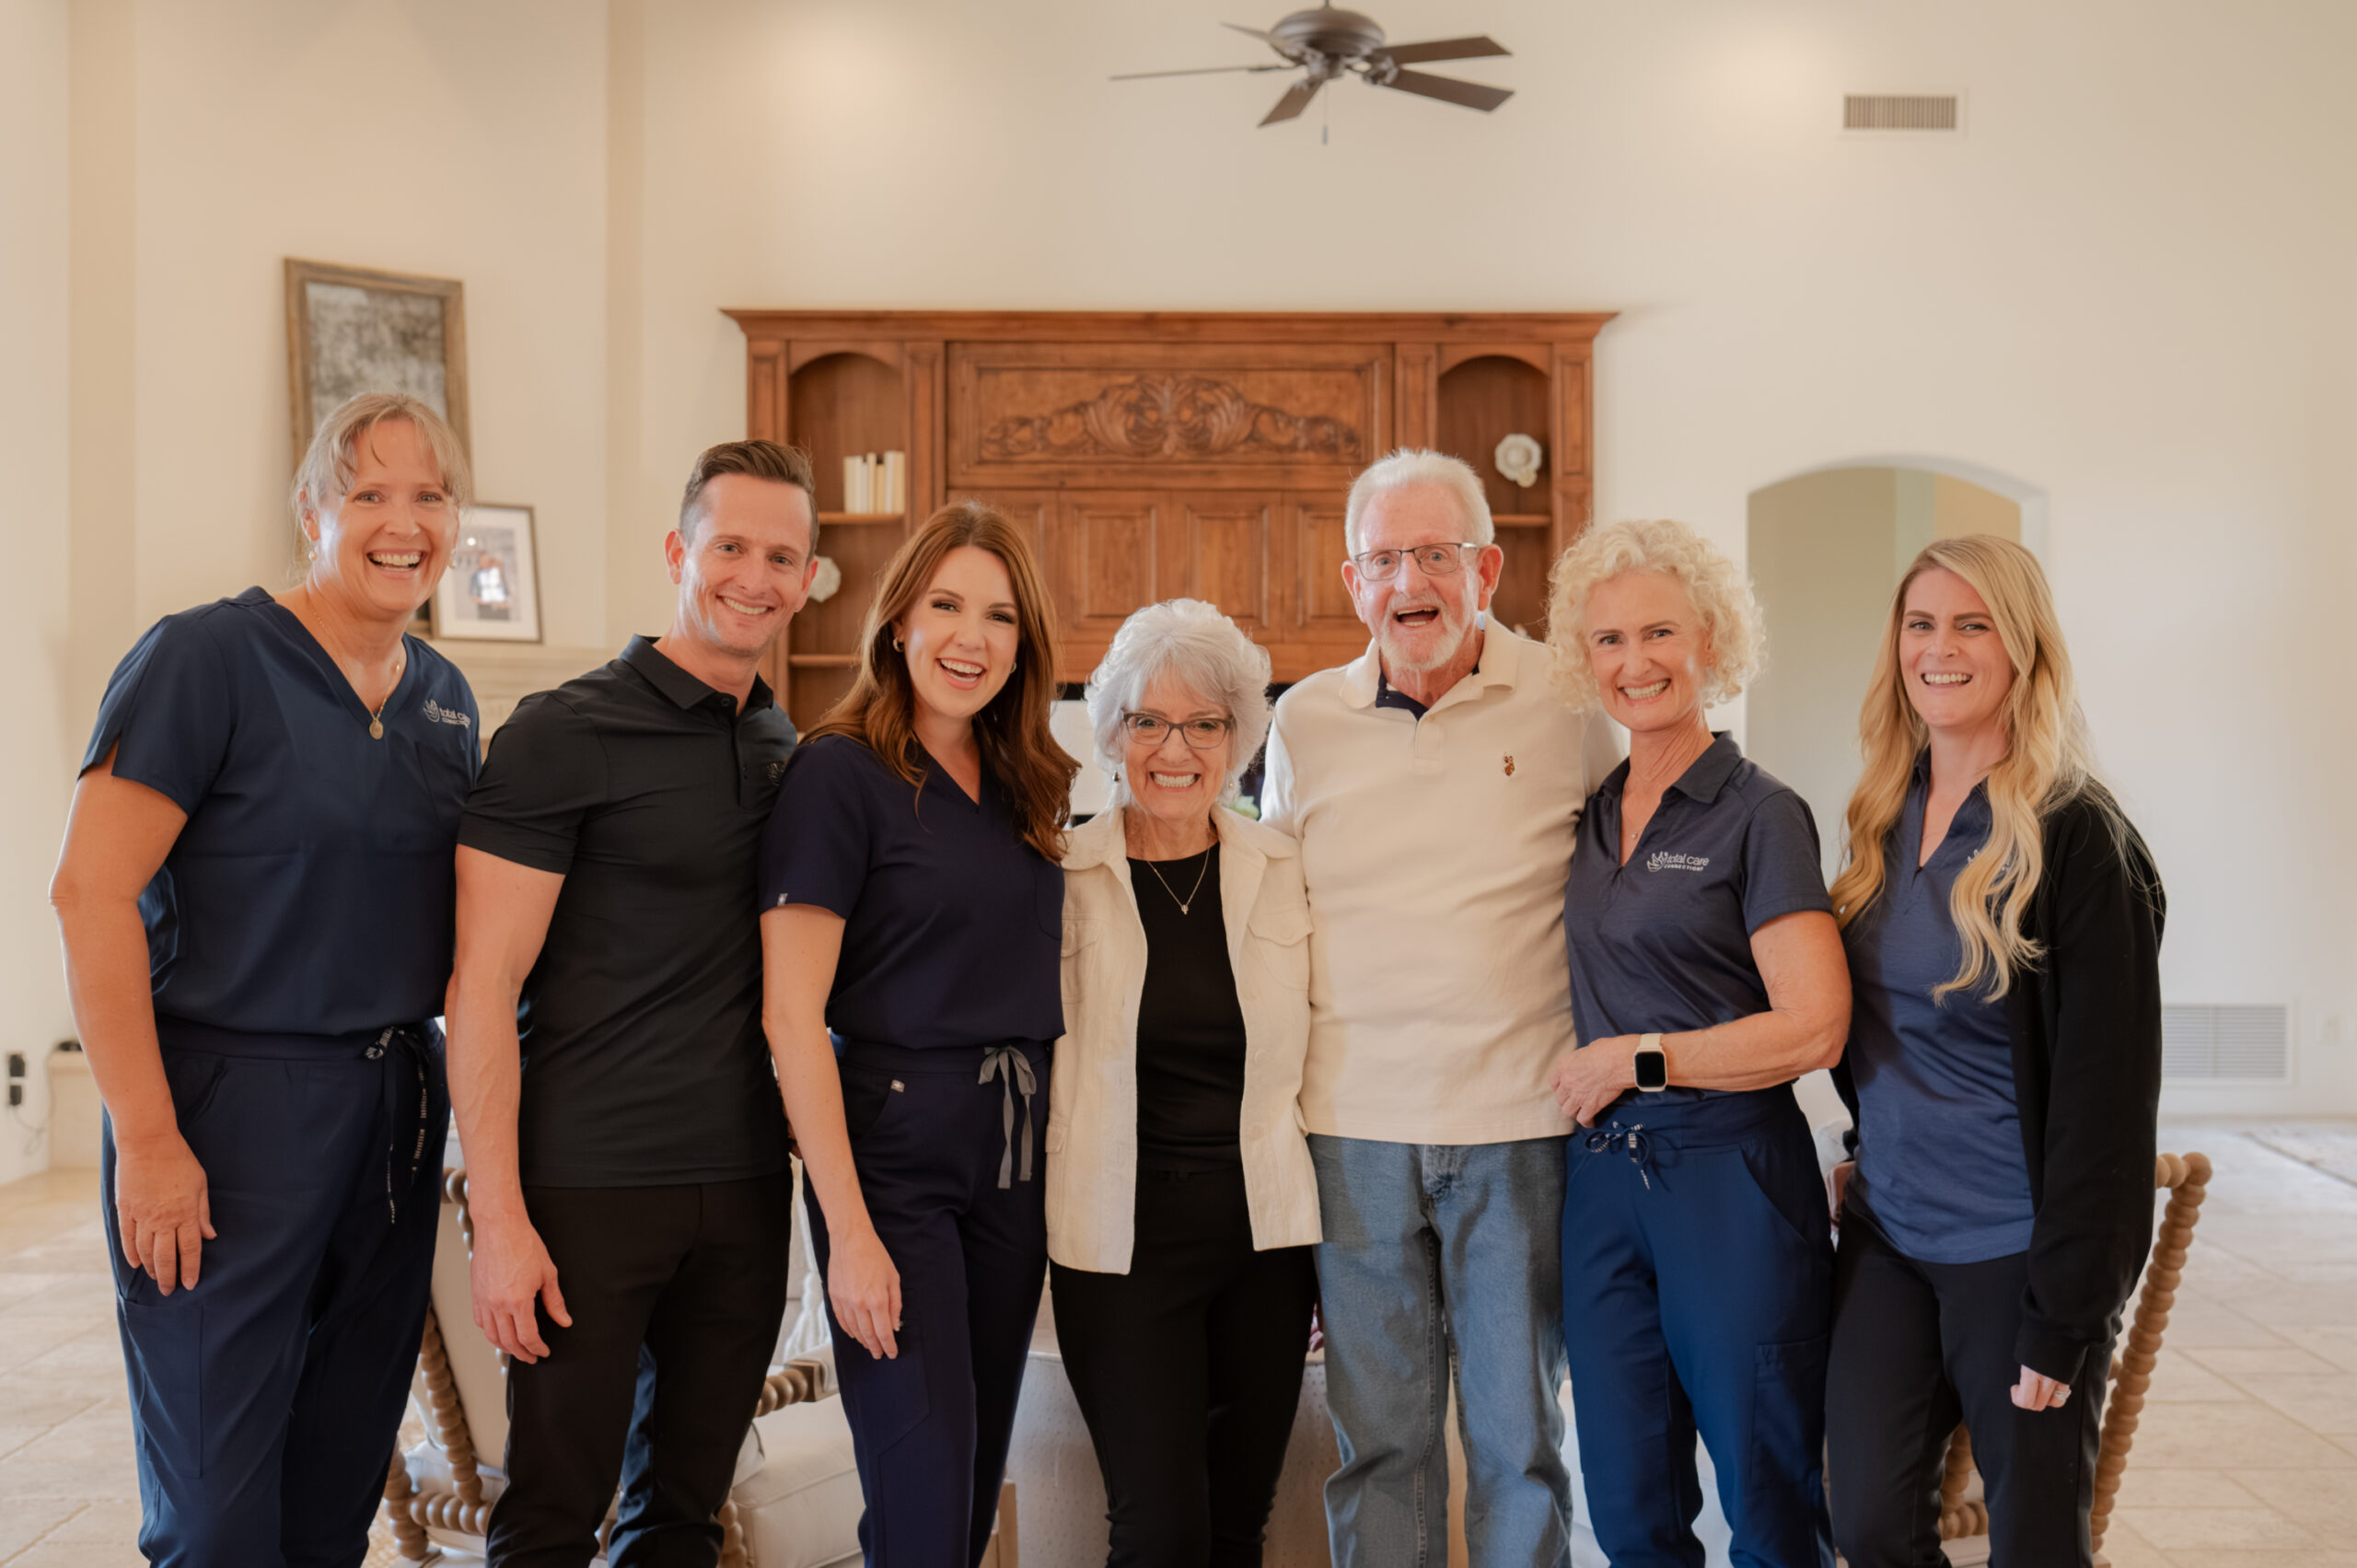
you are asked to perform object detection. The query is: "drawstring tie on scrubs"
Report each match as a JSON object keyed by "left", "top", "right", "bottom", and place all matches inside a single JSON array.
[
  {"left": 1586, "top": 1121, "right": 1658, "bottom": 1191},
  {"left": 979, "top": 1045, "right": 1038, "bottom": 1189},
  {"left": 365, "top": 1026, "right": 435, "bottom": 1225}
]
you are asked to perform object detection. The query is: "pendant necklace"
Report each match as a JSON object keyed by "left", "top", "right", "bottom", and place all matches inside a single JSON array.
[
  {"left": 1144, "top": 848, "right": 1212, "bottom": 916},
  {"left": 368, "top": 651, "right": 407, "bottom": 740}
]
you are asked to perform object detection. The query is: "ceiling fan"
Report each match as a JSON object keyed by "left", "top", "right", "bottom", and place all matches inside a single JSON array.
[{"left": 1112, "top": 6, "right": 1514, "bottom": 127}]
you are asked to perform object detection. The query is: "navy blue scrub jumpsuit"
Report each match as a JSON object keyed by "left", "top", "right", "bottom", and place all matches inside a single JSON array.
[
  {"left": 1558, "top": 735, "right": 1837, "bottom": 1568},
  {"left": 760, "top": 735, "right": 1062, "bottom": 1568},
  {"left": 85, "top": 587, "right": 479, "bottom": 1568}
]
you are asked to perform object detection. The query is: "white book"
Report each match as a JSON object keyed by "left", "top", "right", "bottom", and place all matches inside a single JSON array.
[{"left": 842, "top": 455, "right": 862, "bottom": 516}]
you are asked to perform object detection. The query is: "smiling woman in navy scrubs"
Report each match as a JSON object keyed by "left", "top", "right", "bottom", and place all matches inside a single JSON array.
[
  {"left": 1542, "top": 518, "right": 1852, "bottom": 1568},
  {"left": 761, "top": 502, "right": 1074, "bottom": 1568},
  {"left": 50, "top": 393, "right": 479, "bottom": 1568}
]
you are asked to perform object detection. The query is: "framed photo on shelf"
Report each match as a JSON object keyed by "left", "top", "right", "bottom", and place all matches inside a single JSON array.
[
  {"left": 433, "top": 504, "right": 541, "bottom": 643},
  {"left": 284, "top": 258, "right": 470, "bottom": 464}
]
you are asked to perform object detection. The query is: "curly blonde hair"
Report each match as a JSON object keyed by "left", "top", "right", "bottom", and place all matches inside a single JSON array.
[{"left": 1544, "top": 518, "right": 1764, "bottom": 712}]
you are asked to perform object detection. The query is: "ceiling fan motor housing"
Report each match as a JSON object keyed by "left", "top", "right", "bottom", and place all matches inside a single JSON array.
[{"left": 1271, "top": 6, "right": 1387, "bottom": 61}]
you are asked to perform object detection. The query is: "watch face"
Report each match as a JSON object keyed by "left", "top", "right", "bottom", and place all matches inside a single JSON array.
[{"left": 1635, "top": 1050, "right": 1668, "bottom": 1091}]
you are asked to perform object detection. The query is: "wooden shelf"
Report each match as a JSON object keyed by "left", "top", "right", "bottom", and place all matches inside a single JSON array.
[
  {"left": 1493, "top": 513, "right": 1552, "bottom": 527},
  {"left": 818, "top": 511, "right": 906, "bottom": 525},
  {"left": 786, "top": 653, "right": 859, "bottom": 668}
]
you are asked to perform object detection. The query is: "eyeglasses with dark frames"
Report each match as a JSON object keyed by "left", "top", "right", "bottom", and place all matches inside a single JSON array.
[
  {"left": 1121, "top": 713, "right": 1234, "bottom": 750},
  {"left": 1349, "top": 542, "right": 1481, "bottom": 582}
]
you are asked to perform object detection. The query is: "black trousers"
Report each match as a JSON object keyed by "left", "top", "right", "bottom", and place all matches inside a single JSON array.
[
  {"left": 1051, "top": 1164, "right": 1320, "bottom": 1568},
  {"left": 486, "top": 1177, "right": 791, "bottom": 1568},
  {"left": 1827, "top": 1211, "right": 2111, "bottom": 1568}
]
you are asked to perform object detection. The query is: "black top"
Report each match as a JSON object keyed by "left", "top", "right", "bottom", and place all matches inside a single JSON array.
[
  {"left": 86, "top": 587, "right": 479, "bottom": 1038},
  {"left": 1129, "top": 845, "right": 1247, "bottom": 1172},
  {"left": 759, "top": 733, "right": 1062, "bottom": 1051},
  {"left": 1835, "top": 784, "right": 2165, "bottom": 1386},
  {"left": 458, "top": 636, "right": 796, "bottom": 1188},
  {"left": 1562, "top": 733, "right": 1832, "bottom": 1112},
  {"left": 1843, "top": 761, "right": 2035, "bottom": 1264}
]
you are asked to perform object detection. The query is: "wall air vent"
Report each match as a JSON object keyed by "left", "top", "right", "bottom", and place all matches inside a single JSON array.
[
  {"left": 2162, "top": 1004, "right": 2291, "bottom": 1082},
  {"left": 1843, "top": 94, "right": 1963, "bottom": 133}
]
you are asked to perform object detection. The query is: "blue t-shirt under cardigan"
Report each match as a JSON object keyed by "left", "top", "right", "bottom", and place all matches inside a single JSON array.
[{"left": 1842, "top": 759, "right": 2038, "bottom": 1264}]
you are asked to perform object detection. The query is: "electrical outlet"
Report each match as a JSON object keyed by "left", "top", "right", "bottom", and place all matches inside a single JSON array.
[
  {"left": 5, "top": 1085, "right": 17, "bottom": 1109},
  {"left": 6, "top": 1051, "right": 24, "bottom": 1079}
]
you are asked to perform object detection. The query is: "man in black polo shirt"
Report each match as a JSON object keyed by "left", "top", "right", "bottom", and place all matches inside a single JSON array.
[{"left": 447, "top": 439, "right": 819, "bottom": 1567}]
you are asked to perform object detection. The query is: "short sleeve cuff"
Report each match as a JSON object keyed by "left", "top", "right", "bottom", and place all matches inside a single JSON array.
[
  {"left": 1743, "top": 889, "right": 1836, "bottom": 935},
  {"left": 457, "top": 818, "right": 577, "bottom": 876}
]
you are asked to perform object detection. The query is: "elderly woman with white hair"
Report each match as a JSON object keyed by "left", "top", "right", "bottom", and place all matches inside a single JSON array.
[
  {"left": 1543, "top": 519, "right": 1852, "bottom": 1568},
  {"left": 1047, "top": 597, "right": 1321, "bottom": 1568}
]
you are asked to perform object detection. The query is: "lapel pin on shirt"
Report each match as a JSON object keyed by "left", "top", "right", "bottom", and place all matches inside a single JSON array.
[{"left": 1503, "top": 754, "right": 1515, "bottom": 776}]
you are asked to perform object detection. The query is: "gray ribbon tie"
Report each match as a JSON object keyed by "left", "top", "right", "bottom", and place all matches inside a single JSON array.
[{"left": 979, "top": 1046, "right": 1039, "bottom": 1189}]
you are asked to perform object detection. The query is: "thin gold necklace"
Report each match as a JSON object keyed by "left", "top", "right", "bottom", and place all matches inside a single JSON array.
[
  {"left": 1142, "top": 849, "right": 1212, "bottom": 916},
  {"left": 368, "top": 649, "right": 407, "bottom": 740}
]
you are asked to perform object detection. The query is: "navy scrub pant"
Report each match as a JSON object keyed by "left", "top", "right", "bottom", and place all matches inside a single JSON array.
[
  {"left": 103, "top": 1023, "right": 447, "bottom": 1568},
  {"left": 1560, "top": 1087, "right": 1835, "bottom": 1568},
  {"left": 807, "top": 1040, "right": 1049, "bottom": 1568}
]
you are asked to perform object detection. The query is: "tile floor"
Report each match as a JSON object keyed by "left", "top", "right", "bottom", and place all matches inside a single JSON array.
[{"left": 2, "top": 1121, "right": 2352, "bottom": 1566}]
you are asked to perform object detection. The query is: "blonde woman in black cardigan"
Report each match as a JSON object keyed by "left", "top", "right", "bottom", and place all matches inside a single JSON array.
[{"left": 1826, "top": 535, "right": 2164, "bottom": 1568}]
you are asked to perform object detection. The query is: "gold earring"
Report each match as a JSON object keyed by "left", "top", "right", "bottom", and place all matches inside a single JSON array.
[{"left": 892, "top": 635, "right": 905, "bottom": 652}]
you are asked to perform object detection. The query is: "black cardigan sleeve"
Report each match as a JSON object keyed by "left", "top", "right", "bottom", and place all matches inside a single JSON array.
[{"left": 2012, "top": 796, "right": 2165, "bottom": 1384}]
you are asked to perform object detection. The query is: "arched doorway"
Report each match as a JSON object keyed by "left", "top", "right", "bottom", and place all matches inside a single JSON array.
[{"left": 1745, "top": 459, "right": 2043, "bottom": 879}]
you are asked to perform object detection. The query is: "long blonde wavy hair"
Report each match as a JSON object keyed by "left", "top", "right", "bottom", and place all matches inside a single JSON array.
[{"left": 1829, "top": 535, "right": 2111, "bottom": 1001}]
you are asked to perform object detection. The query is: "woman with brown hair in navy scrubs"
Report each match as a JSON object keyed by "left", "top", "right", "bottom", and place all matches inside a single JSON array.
[
  {"left": 51, "top": 393, "right": 478, "bottom": 1568},
  {"left": 760, "top": 501, "right": 1075, "bottom": 1568}
]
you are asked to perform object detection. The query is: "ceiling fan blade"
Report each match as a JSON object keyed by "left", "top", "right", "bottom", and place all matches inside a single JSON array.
[
  {"left": 1379, "top": 68, "right": 1515, "bottom": 112},
  {"left": 1221, "top": 21, "right": 1282, "bottom": 43},
  {"left": 1111, "top": 63, "right": 1292, "bottom": 79},
  {"left": 1373, "top": 35, "right": 1511, "bottom": 65},
  {"left": 1260, "top": 77, "right": 1323, "bottom": 125}
]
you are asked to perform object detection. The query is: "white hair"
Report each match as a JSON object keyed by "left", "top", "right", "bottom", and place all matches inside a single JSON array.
[
  {"left": 1085, "top": 598, "right": 1274, "bottom": 806},
  {"left": 1343, "top": 448, "right": 1495, "bottom": 556}
]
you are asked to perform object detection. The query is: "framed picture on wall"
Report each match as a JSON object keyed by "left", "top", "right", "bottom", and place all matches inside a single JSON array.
[
  {"left": 433, "top": 504, "right": 541, "bottom": 643},
  {"left": 284, "top": 258, "right": 470, "bottom": 464}
]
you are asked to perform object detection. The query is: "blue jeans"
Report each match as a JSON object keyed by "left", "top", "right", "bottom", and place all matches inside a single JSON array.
[{"left": 1309, "top": 1134, "right": 1573, "bottom": 1568}]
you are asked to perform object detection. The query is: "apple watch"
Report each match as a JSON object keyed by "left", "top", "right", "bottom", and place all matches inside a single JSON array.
[{"left": 1633, "top": 1032, "right": 1668, "bottom": 1093}]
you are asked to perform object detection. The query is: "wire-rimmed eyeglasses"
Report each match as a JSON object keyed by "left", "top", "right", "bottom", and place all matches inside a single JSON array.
[
  {"left": 1349, "top": 542, "right": 1481, "bottom": 582},
  {"left": 1121, "top": 714, "right": 1234, "bottom": 750}
]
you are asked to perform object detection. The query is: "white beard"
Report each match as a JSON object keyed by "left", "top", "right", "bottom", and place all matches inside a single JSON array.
[{"left": 1378, "top": 602, "right": 1475, "bottom": 674}]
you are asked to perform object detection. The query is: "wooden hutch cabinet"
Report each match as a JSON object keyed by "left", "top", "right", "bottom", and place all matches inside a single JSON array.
[{"left": 723, "top": 309, "right": 1613, "bottom": 728}]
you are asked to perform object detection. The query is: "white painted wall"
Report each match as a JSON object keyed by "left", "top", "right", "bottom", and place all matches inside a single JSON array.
[
  {"left": 1, "top": 0, "right": 77, "bottom": 1185},
  {"left": 6, "top": 0, "right": 2351, "bottom": 1181},
  {"left": 98, "top": 0, "right": 612, "bottom": 651},
  {"left": 625, "top": 0, "right": 2357, "bottom": 1114}
]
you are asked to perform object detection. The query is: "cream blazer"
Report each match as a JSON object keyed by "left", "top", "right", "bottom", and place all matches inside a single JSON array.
[{"left": 1046, "top": 807, "right": 1322, "bottom": 1273}]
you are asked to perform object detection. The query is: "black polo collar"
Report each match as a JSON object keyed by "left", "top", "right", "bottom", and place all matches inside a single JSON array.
[{"left": 620, "top": 634, "right": 776, "bottom": 715}]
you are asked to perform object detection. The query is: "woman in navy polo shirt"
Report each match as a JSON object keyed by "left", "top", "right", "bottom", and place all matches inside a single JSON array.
[
  {"left": 760, "top": 502, "right": 1074, "bottom": 1568},
  {"left": 50, "top": 393, "right": 479, "bottom": 1568},
  {"left": 1543, "top": 518, "right": 1852, "bottom": 1568},
  {"left": 1825, "top": 537, "right": 2163, "bottom": 1568}
]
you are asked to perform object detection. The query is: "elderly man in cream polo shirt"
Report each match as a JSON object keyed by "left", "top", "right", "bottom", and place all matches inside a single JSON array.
[{"left": 1260, "top": 449, "right": 1620, "bottom": 1568}]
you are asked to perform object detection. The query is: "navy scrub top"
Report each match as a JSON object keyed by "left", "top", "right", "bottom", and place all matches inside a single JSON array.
[
  {"left": 85, "top": 587, "right": 481, "bottom": 1038},
  {"left": 1562, "top": 733, "right": 1831, "bottom": 1105},
  {"left": 759, "top": 733, "right": 1062, "bottom": 1051},
  {"left": 1841, "top": 759, "right": 2035, "bottom": 1264}
]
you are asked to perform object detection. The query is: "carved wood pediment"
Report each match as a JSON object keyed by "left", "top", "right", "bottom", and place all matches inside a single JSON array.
[{"left": 979, "top": 374, "right": 1364, "bottom": 464}]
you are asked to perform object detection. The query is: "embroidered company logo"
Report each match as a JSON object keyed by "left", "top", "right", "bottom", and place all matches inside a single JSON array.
[
  {"left": 422, "top": 700, "right": 471, "bottom": 729},
  {"left": 1646, "top": 851, "right": 1710, "bottom": 874},
  {"left": 1503, "top": 754, "right": 1515, "bottom": 777}
]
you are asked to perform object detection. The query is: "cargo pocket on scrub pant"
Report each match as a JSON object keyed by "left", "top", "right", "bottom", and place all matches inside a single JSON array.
[
  {"left": 1747, "top": 1333, "right": 1829, "bottom": 1518},
  {"left": 121, "top": 1295, "right": 205, "bottom": 1477}
]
